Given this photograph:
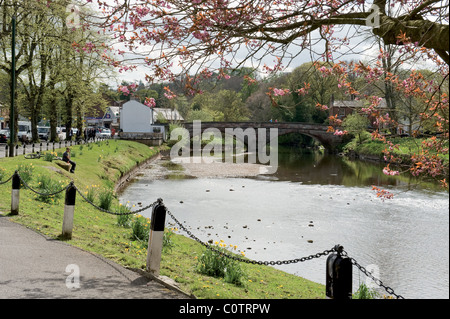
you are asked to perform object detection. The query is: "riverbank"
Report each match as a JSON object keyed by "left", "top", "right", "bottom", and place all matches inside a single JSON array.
[
  {"left": 0, "top": 140, "right": 325, "bottom": 299},
  {"left": 343, "top": 134, "right": 449, "bottom": 167}
]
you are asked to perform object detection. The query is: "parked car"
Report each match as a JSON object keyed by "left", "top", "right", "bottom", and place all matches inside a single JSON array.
[
  {"left": 38, "top": 126, "right": 50, "bottom": 141},
  {"left": 96, "top": 128, "right": 111, "bottom": 138},
  {"left": 18, "top": 121, "right": 32, "bottom": 143},
  {"left": 0, "top": 129, "right": 9, "bottom": 143}
]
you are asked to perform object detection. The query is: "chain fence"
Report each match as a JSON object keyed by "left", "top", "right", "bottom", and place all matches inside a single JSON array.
[
  {"left": 17, "top": 173, "right": 70, "bottom": 197},
  {"left": 1, "top": 170, "right": 405, "bottom": 299},
  {"left": 73, "top": 184, "right": 158, "bottom": 216},
  {"left": 166, "top": 208, "right": 404, "bottom": 299},
  {"left": 0, "top": 174, "right": 13, "bottom": 185}
]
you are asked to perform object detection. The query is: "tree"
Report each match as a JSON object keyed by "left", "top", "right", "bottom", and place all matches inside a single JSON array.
[
  {"left": 0, "top": 0, "right": 38, "bottom": 147},
  {"left": 342, "top": 113, "right": 370, "bottom": 145},
  {"left": 1, "top": 0, "right": 114, "bottom": 143},
  {"left": 95, "top": 0, "right": 448, "bottom": 79}
]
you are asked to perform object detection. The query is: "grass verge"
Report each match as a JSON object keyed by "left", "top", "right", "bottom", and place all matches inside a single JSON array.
[{"left": 0, "top": 139, "right": 325, "bottom": 299}]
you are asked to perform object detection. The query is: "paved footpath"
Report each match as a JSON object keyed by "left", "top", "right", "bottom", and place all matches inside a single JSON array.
[{"left": 0, "top": 215, "right": 189, "bottom": 299}]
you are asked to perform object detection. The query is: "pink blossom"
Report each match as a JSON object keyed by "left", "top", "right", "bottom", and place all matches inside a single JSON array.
[
  {"left": 118, "top": 85, "right": 130, "bottom": 95},
  {"left": 145, "top": 97, "right": 156, "bottom": 108},
  {"left": 333, "top": 129, "right": 347, "bottom": 136},
  {"left": 272, "top": 88, "right": 290, "bottom": 96},
  {"left": 382, "top": 167, "right": 400, "bottom": 176}
]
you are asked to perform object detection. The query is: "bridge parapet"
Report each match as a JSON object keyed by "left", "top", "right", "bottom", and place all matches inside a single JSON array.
[{"left": 181, "top": 122, "right": 343, "bottom": 152}]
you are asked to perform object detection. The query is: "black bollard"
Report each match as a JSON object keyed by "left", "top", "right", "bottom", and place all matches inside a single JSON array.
[
  {"left": 326, "top": 244, "right": 353, "bottom": 299},
  {"left": 11, "top": 171, "right": 21, "bottom": 215},
  {"left": 146, "top": 199, "right": 167, "bottom": 276},
  {"left": 61, "top": 182, "right": 77, "bottom": 240}
]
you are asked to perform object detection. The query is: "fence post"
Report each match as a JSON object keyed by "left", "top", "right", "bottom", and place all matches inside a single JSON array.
[
  {"left": 146, "top": 198, "right": 167, "bottom": 276},
  {"left": 61, "top": 182, "right": 76, "bottom": 240},
  {"left": 326, "top": 244, "right": 352, "bottom": 299},
  {"left": 11, "top": 171, "right": 21, "bottom": 215}
]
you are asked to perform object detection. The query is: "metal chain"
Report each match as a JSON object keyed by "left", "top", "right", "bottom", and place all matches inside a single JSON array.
[
  {"left": 18, "top": 173, "right": 70, "bottom": 197},
  {"left": 74, "top": 184, "right": 158, "bottom": 216},
  {"left": 167, "top": 209, "right": 335, "bottom": 265},
  {"left": 0, "top": 174, "right": 13, "bottom": 185},
  {"left": 341, "top": 250, "right": 405, "bottom": 299}
]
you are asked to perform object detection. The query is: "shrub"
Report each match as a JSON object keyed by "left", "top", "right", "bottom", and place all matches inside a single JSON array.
[
  {"left": 353, "top": 283, "right": 379, "bottom": 299},
  {"left": 163, "top": 227, "right": 176, "bottom": 252},
  {"left": 84, "top": 185, "right": 98, "bottom": 202},
  {"left": 98, "top": 189, "right": 113, "bottom": 210},
  {"left": 17, "top": 163, "right": 34, "bottom": 184},
  {"left": 43, "top": 151, "right": 57, "bottom": 162},
  {"left": 116, "top": 204, "right": 132, "bottom": 227},
  {"left": 131, "top": 214, "right": 150, "bottom": 242},
  {"left": 34, "top": 175, "right": 65, "bottom": 203},
  {"left": 197, "top": 241, "right": 246, "bottom": 286}
]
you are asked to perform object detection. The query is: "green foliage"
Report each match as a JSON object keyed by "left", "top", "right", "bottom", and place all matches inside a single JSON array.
[
  {"left": 17, "top": 163, "right": 34, "bottom": 184},
  {"left": 116, "top": 204, "right": 132, "bottom": 227},
  {"left": 353, "top": 283, "right": 380, "bottom": 299},
  {"left": 0, "top": 167, "right": 7, "bottom": 182},
  {"left": 342, "top": 113, "right": 370, "bottom": 145},
  {"left": 197, "top": 241, "right": 247, "bottom": 286},
  {"left": 98, "top": 189, "right": 114, "bottom": 210},
  {"left": 163, "top": 228, "right": 176, "bottom": 252},
  {"left": 131, "top": 214, "right": 151, "bottom": 242},
  {"left": 43, "top": 151, "right": 58, "bottom": 162},
  {"left": 34, "top": 175, "right": 65, "bottom": 203}
]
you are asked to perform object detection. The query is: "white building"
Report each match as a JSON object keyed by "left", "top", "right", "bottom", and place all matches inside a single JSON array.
[
  {"left": 119, "top": 100, "right": 167, "bottom": 144},
  {"left": 120, "top": 100, "right": 155, "bottom": 132}
]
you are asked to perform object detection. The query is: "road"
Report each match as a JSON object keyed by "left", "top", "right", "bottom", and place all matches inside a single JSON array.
[{"left": 0, "top": 215, "right": 190, "bottom": 299}]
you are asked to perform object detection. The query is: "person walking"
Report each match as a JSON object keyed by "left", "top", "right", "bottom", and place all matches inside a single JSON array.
[{"left": 62, "top": 147, "right": 76, "bottom": 173}]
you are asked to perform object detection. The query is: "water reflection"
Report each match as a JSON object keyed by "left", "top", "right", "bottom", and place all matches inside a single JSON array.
[{"left": 271, "top": 149, "right": 443, "bottom": 192}]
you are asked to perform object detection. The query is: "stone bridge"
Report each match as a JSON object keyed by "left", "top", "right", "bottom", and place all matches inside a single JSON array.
[{"left": 182, "top": 121, "right": 343, "bottom": 153}]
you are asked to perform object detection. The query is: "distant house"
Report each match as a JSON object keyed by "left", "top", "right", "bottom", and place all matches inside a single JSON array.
[
  {"left": 153, "top": 108, "right": 184, "bottom": 123},
  {"left": 120, "top": 100, "right": 154, "bottom": 132},
  {"left": 329, "top": 97, "right": 389, "bottom": 129},
  {"left": 102, "top": 106, "right": 120, "bottom": 129},
  {"left": 119, "top": 100, "right": 167, "bottom": 145}
]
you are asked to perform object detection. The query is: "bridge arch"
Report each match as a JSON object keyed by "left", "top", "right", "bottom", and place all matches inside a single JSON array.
[{"left": 181, "top": 122, "right": 343, "bottom": 153}]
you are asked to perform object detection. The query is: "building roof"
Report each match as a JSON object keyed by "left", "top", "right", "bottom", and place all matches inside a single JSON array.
[
  {"left": 153, "top": 108, "right": 184, "bottom": 121},
  {"left": 331, "top": 99, "right": 387, "bottom": 109}
]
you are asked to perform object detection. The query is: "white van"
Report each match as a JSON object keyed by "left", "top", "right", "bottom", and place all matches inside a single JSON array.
[
  {"left": 37, "top": 126, "right": 50, "bottom": 141},
  {"left": 18, "top": 121, "right": 32, "bottom": 143}
]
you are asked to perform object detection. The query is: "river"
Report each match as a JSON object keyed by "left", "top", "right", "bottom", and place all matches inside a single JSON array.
[{"left": 119, "top": 150, "right": 449, "bottom": 299}]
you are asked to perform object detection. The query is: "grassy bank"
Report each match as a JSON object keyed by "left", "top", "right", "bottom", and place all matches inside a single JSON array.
[
  {"left": 343, "top": 133, "right": 450, "bottom": 167},
  {"left": 0, "top": 139, "right": 325, "bottom": 299}
]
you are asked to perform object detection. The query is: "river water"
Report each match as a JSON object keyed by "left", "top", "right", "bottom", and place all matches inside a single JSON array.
[{"left": 119, "top": 151, "right": 449, "bottom": 299}]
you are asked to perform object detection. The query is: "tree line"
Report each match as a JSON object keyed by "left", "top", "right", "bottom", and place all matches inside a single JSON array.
[{"left": 0, "top": 0, "right": 113, "bottom": 147}]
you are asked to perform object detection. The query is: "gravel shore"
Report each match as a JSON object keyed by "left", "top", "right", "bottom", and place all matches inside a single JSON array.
[{"left": 172, "top": 156, "right": 268, "bottom": 178}]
